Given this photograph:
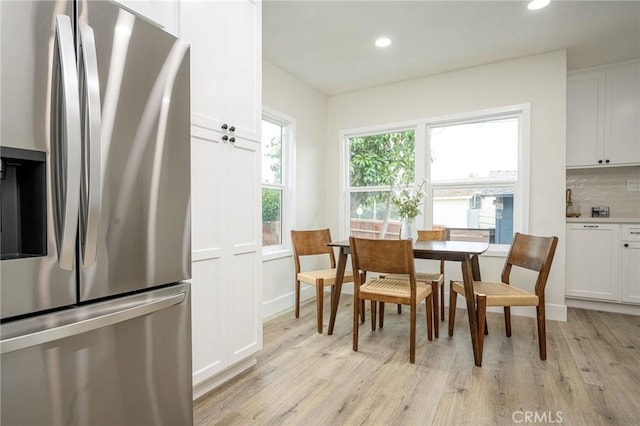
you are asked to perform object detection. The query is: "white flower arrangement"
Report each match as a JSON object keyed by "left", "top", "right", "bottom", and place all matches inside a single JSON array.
[{"left": 391, "top": 179, "right": 428, "bottom": 219}]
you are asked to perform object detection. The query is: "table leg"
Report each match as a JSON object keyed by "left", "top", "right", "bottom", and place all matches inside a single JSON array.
[
  {"left": 462, "top": 255, "right": 482, "bottom": 366},
  {"left": 328, "top": 248, "right": 347, "bottom": 335}
]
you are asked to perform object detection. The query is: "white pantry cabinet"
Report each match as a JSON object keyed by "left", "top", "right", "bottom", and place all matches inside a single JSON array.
[
  {"left": 567, "top": 61, "right": 640, "bottom": 168},
  {"left": 180, "top": 0, "right": 262, "bottom": 142},
  {"left": 116, "top": 0, "right": 178, "bottom": 35},
  {"left": 182, "top": 0, "right": 263, "bottom": 397}
]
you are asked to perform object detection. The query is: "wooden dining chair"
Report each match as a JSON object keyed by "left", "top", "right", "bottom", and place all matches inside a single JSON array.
[
  {"left": 350, "top": 237, "right": 433, "bottom": 363},
  {"left": 379, "top": 229, "right": 446, "bottom": 337},
  {"left": 291, "top": 229, "right": 354, "bottom": 334},
  {"left": 448, "top": 232, "right": 558, "bottom": 360}
]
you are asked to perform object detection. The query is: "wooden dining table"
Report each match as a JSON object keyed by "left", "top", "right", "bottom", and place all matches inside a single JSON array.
[{"left": 327, "top": 239, "right": 489, "bottom": 367}]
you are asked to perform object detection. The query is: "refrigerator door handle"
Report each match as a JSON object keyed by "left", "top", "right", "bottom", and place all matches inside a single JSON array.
[
  {"left": 52, "top": 15, "right": 82, "bottom": 270},
  {"left": 0, "top": 292, "right": 186, "bottom": 355},
  {"left": 78, "top": 23, "right": 102, "bottom": 267}
]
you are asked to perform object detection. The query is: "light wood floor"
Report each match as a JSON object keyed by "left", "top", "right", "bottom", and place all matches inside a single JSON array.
[{"left": 194, "top": 296, "right": 640, "bottom": 425}]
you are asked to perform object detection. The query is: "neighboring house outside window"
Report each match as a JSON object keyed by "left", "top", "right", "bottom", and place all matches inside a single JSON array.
[
  {"left": 261, "top": 108, "right": 295, "bottom": 254},
  {"left": 341, "top": 105, "right": 529, "bottom": 249}
]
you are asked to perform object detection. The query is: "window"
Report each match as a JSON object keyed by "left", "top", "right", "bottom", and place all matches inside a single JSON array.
[
  {"left": 261, "top": 109, "right": 295, "bottom": 252},
  {"left": 346, "top": 130, "right": 415, "bottom": 239},
  {"left": 428, "top": 115, "right": 521, "bottom": 244},
  {"left": 341, "top": 106, "right": 529, "bottom": 247}
]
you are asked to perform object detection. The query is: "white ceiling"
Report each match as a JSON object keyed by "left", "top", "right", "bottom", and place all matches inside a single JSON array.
[{"left": 263, "top": 0, "right": 640, "bottom": 95}]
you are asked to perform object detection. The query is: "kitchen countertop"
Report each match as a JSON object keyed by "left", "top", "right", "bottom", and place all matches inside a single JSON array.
[{"left": 566, "top": 217, "right": 640, "bottom": 224}]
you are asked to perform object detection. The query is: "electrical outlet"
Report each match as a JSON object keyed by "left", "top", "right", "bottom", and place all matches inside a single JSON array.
[{"left": 627, "top": 180, "right": 640, "bottom": 192}]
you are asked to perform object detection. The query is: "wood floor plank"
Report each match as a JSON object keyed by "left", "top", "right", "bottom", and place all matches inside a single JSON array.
[{"left": 194, "top": 296, "right": 640, "bottom": 425}]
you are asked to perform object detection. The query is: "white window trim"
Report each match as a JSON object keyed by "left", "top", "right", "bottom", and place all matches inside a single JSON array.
[
  {"left": 262, "top": 106, "right": 296, "bottom": 259},
  {"left": 339, "top": 104, "right": 530, "bottom": 254}
]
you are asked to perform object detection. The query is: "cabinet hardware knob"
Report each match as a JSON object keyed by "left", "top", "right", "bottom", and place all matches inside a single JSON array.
[
  {"left": 221, "top": 123, "right": 228, "bottom": 130},
  {"left": 598, "top": 160, "right": 603, "bottom": 164},
  {"left": 222, "top": 135, "right": 229, "bottom": 142},
  {"left": 229, "top": 137, "right": 236, "bottom": 143},
  {"left": 605, "top": 159, "right": 610, "bottom": 163},
  {"left": 624, "top": 243, "right": 629, "bottom": 248},
  {"left": 229, "top": 126, "right": 235, "bottom": 132}
]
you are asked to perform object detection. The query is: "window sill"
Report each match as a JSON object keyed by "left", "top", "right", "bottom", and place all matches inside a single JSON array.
[
  {"left": 482, "top": 244, "right": 510, "bottom": 257},
  {"left": 262, "top": 248, "right": 292, "bottom": 262}
]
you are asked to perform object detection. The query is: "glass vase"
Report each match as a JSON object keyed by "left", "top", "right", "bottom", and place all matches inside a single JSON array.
[{"left": 400, "top": 217, "right": 418, "bottom": 241}]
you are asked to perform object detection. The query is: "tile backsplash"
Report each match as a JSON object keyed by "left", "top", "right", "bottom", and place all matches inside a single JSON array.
[{"left": 566, "top": 166, "right": 640, "bottom": 218}]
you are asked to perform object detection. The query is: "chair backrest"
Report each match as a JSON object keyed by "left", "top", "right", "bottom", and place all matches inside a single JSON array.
[
  {"left": 502, "top": 232, "right": 559, "bottom": 296},
  {"left": 417, "top": 229, "right": 446, "bottom": 242},
  {"left": 349, "top": 237, "right": 415, "bottom": 277},
  {"left": 290, "top": 229, "right": 336, "bottom": 273}
]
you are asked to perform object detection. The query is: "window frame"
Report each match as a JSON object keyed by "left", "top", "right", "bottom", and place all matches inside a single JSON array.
[
  {"left": 261, "top": 107, "right": 296, "bottom": 259},
  {"left": 340, "top": 105, "right": 530, "bottom": 253}
]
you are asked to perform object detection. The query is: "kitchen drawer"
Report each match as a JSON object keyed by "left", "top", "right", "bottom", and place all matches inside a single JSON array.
[{"left": 622, "top": 225, "right": 640, "bottom": 241}]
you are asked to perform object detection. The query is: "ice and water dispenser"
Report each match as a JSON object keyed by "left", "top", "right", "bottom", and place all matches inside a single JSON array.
[{"left": 0, "top": 147, "right": 47, "bottom": 260}]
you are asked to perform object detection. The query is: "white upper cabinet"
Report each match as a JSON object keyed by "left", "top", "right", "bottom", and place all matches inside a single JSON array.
[
  {"left": 179, "top": 0, "right": 262, "bottom": 142},
  {"left": 567, "top": 61, "right": 640, "bottom": 168}
]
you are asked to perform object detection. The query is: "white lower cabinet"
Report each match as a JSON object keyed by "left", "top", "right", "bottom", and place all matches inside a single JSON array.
[
  {"left": 620, "top": 225, "right": 640, "bottom": 304},
  {"left": 566, "top": 223, "right": 640, "bottom": 306}
]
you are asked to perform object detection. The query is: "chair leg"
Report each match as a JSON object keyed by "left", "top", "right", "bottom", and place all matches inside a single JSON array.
[
  {"left": 426, "top": 295, "right": 433, "bottom": 341},
  {"left": 360, "top": 300, "right": 366, "bottom": 324},
  {"left": 410, "top": 303, "right": 416, "bottom": 364},
  {"left": 371, "top": 301, "right": 377, "bottom": 331},
  {"left": 315, "top": 285, "right": 324, "bottom": 334},
  {"left": 353, "top": 295, "right": 359, "bottom": 352},
  {"left": 448, "top": 282, "right": 457, "bottom": 337},
  {"left": 477, "top": 295, "right": 487, "bottom": 359},
  {"left": 431, "top": 282, "right": 439, "bottom": 338},
  {"left": 397, "top": 304, "right": 402, "bottom": 314},
  {"left": 295, "top": 280, "right": 301, "bottom": 318},
  {"left": 440, "top": 282, "right": 445, "bottom": 321},
  {"left": 379, "top": 302, "right": 385, "bottom": 329},
  {"left": 536, "top": 304, "right": 547, "bottom": 360},
  {"left": 504, "top": 307, "right": 512, "bottom": 337}
]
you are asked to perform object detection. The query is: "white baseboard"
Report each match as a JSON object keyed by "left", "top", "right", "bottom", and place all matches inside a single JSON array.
[
  {"left": 262, "top": 286, "right": 315, "bottom": 319},
  {"left": 193, "top": 357, "right": 257, "bottom": 400},
  {"left": 565, "top": 298, "right": 640, "bottom": 316}
]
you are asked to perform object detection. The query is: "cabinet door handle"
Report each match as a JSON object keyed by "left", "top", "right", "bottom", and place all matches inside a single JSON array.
[
  {"left": 221, "top": 123, "right": 228, "bottom": 130},
  {"left": 222, "top": 135, "right": 228, "bottom": 142},
  {"left": 605, "top": 159, "right": 610, "bottom": 164},
  {"left": 583, "top": 225, "right": 599, "bottom": 228},
  {"left": 624, "top": 243, "right": 629, "bottom": 248},
  {"left": 598, "top": 160, "right": 603, "bottom": 164},
  {"left": 229, "top": 126, "right": 235, "bottom": 132},
  {"left": 229, "top": 137, "right": 236, "bottom": 143}
]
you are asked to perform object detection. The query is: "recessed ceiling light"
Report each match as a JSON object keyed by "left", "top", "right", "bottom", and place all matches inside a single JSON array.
[
  {"left": 375, "top": 37, "right": 391, "bottom": 48},
  {"left": 528, "top": 0, "right": 550, "bottom": 10}
]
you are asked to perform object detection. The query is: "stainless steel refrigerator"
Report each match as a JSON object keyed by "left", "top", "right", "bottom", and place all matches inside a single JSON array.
[{"left": 0, "top": 1, "right": 192, "bottom": 424}]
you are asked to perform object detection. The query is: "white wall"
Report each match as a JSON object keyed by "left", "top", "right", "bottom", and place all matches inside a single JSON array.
[
  {"left": 262, "top": 59, "right": 329, "bottom": 318},
  {"left": 326, "top": 50, "right": 568, "bottom": 321}
]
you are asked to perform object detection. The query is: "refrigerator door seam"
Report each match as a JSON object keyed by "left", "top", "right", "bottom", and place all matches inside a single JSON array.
[{"left": 1, "top": 292, "right": 185, "bottom": 354}]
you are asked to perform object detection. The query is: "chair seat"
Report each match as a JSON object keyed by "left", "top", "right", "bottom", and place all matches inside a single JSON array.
[
  {"left": 298, "top": 269, "right": 353, "bottom": 286},
  {"left": 451, "top": 280, "right": 539, "bottom": 307},
  {"left": 361, "top": 278, "right": 432, "bottom": 302},
  {"left": 383, "top": 272, "right": 443, "bottom": 285}
]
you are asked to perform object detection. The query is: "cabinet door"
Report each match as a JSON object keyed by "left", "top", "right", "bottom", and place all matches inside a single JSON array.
[
  {"left": 116, "top": 0, "right": 178, "bottom": 34},
  {"left": 221, "top": 0, "right": 262, "bottom": 142},
  {"left": 190, "top": 131, "right": 227, "bottom": 383},
  {"left": 567, "top": 72, "right": 605, "bottom": 167},
  {"left": 605, "top": 63, "right": 640, "bottom": 166},
  {"left": 179, "top": 0, "right": 225, "bottom": 133},
  {"left": 620, "top": 243, "right": 640, "bottom": 304},
  {"left": 566, "top": 224, "right": 620, "bottom": 301},
  {"left": 227, "top": 137, "right": 263, "bottom": 363}
]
